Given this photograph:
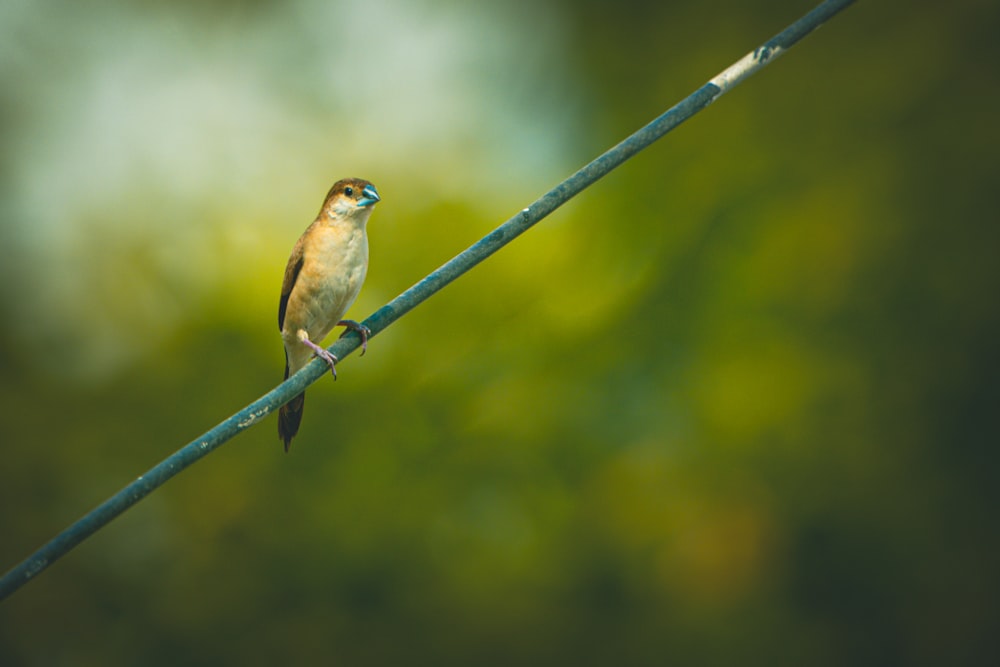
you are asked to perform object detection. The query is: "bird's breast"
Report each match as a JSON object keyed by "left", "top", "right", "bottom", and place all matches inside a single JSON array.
[{"left": 288, "top": 226, "right": 369, "bottom": 340}]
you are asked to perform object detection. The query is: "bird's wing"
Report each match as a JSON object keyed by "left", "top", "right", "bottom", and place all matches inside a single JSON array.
[{"left": 278, "top": 232, "right": 307, "bottom": 332}]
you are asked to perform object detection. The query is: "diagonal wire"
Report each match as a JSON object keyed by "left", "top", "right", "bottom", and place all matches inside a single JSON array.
[{"left": 0, "top": 0, "right": 856, "bottom": 601}]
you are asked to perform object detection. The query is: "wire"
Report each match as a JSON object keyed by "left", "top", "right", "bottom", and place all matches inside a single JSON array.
[{"left": 0, "top": 0, "right": 856, "bottom": 602}]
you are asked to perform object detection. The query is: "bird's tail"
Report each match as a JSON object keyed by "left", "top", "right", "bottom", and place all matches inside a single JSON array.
[
  {"left": 278, "top": 391, "right": 305, "bottom": 452},
  {"left": 278, "top": 353, "right": 304, "bottom": 452}
]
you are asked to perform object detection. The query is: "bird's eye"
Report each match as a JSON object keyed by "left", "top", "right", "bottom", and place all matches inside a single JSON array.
[{"left": 344, "top": 186, "right": 354, "bottom": 196}]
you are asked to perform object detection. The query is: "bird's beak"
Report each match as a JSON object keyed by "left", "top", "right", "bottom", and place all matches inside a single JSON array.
[{"left": 357, "top": 184, "right": 381, "bottom": 207}]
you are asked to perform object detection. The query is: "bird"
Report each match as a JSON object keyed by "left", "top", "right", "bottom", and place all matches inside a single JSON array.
[{"left": 277, "top": 178, "right": 381, "bottom": 451}]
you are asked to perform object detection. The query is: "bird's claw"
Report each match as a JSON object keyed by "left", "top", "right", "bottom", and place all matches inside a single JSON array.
[
  {"left": 301, "top": 338, "right": 338, "bottom": 380},
  {"left": 338, "top": 320, "right": 372, "bottom": 356},
  {"left": 315, "top": 348, "right": 339, "bottom": 380}
]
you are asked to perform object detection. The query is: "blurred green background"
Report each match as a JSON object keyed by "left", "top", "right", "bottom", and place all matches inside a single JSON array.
[{"left": 2, "top": 0, "right": 998, "bottom": 664}]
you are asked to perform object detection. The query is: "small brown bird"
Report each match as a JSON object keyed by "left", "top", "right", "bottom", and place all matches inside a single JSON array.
[{"left": 277, "top": 178, "right": 381, "bottom": 451}]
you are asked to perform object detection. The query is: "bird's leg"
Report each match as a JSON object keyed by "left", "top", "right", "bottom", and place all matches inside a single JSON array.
[
  {"left": 337, "top": 320, "right": 372, "bottom": 356},
  {"left": 297, "top": 330, "right": 338, "bottom": 380}
]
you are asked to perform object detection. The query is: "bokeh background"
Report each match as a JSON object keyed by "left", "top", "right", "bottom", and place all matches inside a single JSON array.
[{"left": 1, "top": 0, "right": 998, "bottom": 664}]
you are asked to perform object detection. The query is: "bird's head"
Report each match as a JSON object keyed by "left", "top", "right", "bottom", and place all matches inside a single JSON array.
[{"left": 321, "top": 178, "right": 381, "bottom": 219}]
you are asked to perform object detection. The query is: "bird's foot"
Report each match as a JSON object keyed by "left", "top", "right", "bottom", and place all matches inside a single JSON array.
[
  {"left": 337, "top": 320, "right": 372, "bottom": 356},
  {"left": 301, "top": 337, "right": 338, "bottom": 380}
]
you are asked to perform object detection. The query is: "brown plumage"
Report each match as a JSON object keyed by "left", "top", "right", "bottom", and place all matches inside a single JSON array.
[{"left": 277, "top": 178, "right": 380, "bottom": 451}]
